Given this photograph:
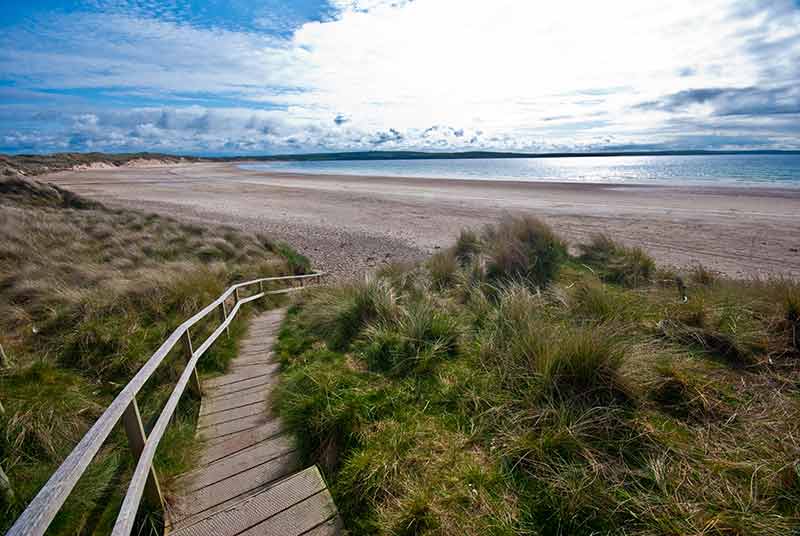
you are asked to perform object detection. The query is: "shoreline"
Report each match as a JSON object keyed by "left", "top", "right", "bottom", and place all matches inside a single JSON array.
[
  {"left": 234, "top": 161, "right": 800, "bottom": 195},
  {"left": 45, "top": 162, "right": 800, "bottom": 278},
  {"left": 232, "top": 164, "right": 800, "bottom": 199}
]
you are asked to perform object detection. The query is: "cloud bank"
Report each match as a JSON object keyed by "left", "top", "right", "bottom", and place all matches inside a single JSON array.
[{"left": 1, "top": 0, "right": 799, "bottom": 154}]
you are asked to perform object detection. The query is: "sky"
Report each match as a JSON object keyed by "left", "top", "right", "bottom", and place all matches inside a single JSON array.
[{"left": 1, "top": 0, "right": 799, "bottom": 155}]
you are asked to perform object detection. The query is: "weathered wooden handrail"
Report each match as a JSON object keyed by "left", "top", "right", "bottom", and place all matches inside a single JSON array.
[{"left": 6, "top": 271, "right": 325, "bottom": 536}]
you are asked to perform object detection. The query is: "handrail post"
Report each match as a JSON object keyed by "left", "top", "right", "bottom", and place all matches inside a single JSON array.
[
  {"left": 234, "top": 288, "right": 240, "bottom": 302},
  {"left": 121, "top": 398, "right": 165, "bottom": 512},
  {"left": 219, "top": 300, "right": 230, "bottom": 338},
  {"left": 183, "top": 330, "right": 203, "bottom": 398},
  {"left": 4, "top": 272, "right": 325, "bottom": 536}
]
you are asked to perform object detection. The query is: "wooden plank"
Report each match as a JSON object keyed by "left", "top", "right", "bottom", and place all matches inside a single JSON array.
[
  {"left": 174, "top": 435, "right": 296, "bottom": 494},
  {"left": 200, "top": 414, "right": 270, "bottom": 442},
  {"left": 234, "top": 351, "right": 273, "bottom": 358},
  {"left": 303, "top": 516, "right": 344, "bottom": 536},
  {"left": 198, "top": 419, "right": 286, "bottom": 466},
  {"left": 233, "top": 354, "right": 273, "bottom": 362},
  {"left": 231, "top": 359, "right": 273, "bottom": 369},
  {"left": 113, "top": 294, "right": 266, "bottom": 536},
  {"left": 199, "top": 389, "right": 265, "bottom": 417},
  {"left": 237, "top": 337, "right": 276, "bottom": 346},
  {"left": 237, "top": 336, "right": 274, "bottom": 343},
  {"left": 170, "top": 467, "right": 329, "bottom": 536},
  {"left": 204, "top": 364, "right": 280, "bottom": 389},
  {"left": 166, "top": 307, "right": 342, "bottom": 536},
  {"left": 205, "top": 375, "right": 275, "bottom": 397},
  {"left": 168, "top": 450, "right": 300, "bottom": 521},
  {"left": 239, "top": 488, "right": 338, "bottom": 536},
  {"left": 203, "top": 378, "right": 276, "bottom": 403},
  {"left": 198, "top": 400, "right": 264, "bottom": 427},
  {"left": 6, "top": 274, "right": 324, "bottom": 536}
]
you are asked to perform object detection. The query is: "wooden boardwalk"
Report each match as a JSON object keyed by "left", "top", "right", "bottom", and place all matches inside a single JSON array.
[{"left": 166, "top": 309, "right": 341, "bottom": 536}]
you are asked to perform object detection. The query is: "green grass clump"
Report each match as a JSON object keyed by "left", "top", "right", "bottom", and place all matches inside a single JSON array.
[
  {"left": 479, "top": 287, "right": 627, "bottom": 402},
  {"left": 579, "top": 233, "right": 656, "bottom": 287},
  {"left": 428, "top": 251, "right": 459, "bottom": 290},
  {"left": 303, "top": 276, "right": 400, "bottom": 350},
  {"left": 658, "top": 298, "right": 762, "bottom": 366},
  {"left": 362, "top": 299, "right": 460, "bottom": 374},
  {"left": 274, "top": 241, "right": 311, "bottom": 274},
  {"left": 483, "top": 215, "right": 567, "bottom": 286},
  {"left": 569, "top": 278, "right": 641, "bottom": 324},
  {"left": 649, "top": 362, "right": 727, "bottom": 421},
  {"left": 534, "top": 326, "right": 626, "bottom": 400},
  {"left": 0, "top": 176, "right": 303, "bottom": 534},
  {"left": 273, "top": 214, "right": 800, "bottom": 536},
  {"left": 338, "top": 418, "right": 519, "bottom": 535},
  {"left": 0, "top": 361, "right": 102, "bottom": 458},
  {"left": 453, "top": 228, "right": 481, "bottom": 265},
  {"left": 275, "top": 351, "right": 393, "bottom": 471}
]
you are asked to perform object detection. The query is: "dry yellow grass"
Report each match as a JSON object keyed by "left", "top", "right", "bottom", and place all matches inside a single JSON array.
[{"left": 0, "top": 175, "right": 307, "bottom": 534}]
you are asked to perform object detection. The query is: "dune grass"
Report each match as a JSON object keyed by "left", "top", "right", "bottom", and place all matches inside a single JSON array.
[
  {"left": 0, "top": 152, "right": 198, "bottom": 177},
  {"left": 0, "top": 175, "right": 306, "bottom": 534},
  {"left": 579, "top": 233, "right": 656, "bottom": 287},
  {"left": 274, "top": 215, "right": 800, "bottom": 535}
]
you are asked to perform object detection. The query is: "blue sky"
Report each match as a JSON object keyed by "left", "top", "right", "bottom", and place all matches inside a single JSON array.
[{"left": 1, "top": 0, "right": 799, "bottom": 155}]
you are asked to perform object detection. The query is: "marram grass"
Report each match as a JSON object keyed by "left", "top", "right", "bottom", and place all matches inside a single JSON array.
[
  {"left": 275, "top": 215, "right": 800, "bottom": 536},
  {"left": 0, "top": 175, "right": 306, "bottom": 534}
]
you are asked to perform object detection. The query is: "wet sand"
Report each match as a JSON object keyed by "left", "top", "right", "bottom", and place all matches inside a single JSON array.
[{"left": 46, "top": 162, "right": 800, "bottom": 278}]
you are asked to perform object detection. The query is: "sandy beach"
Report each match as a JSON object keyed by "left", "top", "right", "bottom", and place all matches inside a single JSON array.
[{"left": 45, "top": 162, "right": 800, "bottom": 278}]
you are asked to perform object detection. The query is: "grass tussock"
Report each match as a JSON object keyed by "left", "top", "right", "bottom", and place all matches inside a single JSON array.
[
  {"left": 302, "top": 276, "right": 400, "bottom": 350},
  {"left": 453, "top": 228, "right": 481, "bottom": 265},
  {"left": 363, "top": 299, "right": 461, "bottom": 374},
  {"left": 580, "top": 233, "right": 656, "bottom": 287},
  {"left": 478, "top": 284, "right": 628, "bottom": 402},
  {"left": 427, "top": 251, "right": 459, "bottom": 290},
  {"left": 569, "top": 278, "right": 641, "bottom": 324},
  {"left": 0, "top": 175, "right": 303, "bottom": 534},
  {"left": 483, "top": 215, "right": 567, "bottom": 286},
  {"left": 649, "top": 362, "right": 729, "bottom": 421},
  {"left": 274, "top": 214, "right": 800, "bottom": 535}
]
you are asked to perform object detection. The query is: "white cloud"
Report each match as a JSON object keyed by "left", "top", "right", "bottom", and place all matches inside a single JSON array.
[
  {"left": 1, "top": 0, "right": 799, "bottom": 152},
  {"left": 289, "top": 0, "right": 799, "bottom": 130}
]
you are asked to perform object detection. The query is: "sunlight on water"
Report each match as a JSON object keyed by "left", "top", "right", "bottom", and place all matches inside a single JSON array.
[{"left": 240, "top": 155, "right": 800, "bottom": 187}]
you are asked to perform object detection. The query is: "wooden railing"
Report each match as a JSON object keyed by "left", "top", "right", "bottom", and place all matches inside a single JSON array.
[{"left": 5, "top": 272, "right": 326, "bottom": 536}]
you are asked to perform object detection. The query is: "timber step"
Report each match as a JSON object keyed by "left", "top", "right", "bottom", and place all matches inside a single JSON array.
[
  {"left": 166, "top": 308, "right": 341, "bottom": 536},
  {"left": 170, "top": 467, "right": 340, "bottom": 536}
]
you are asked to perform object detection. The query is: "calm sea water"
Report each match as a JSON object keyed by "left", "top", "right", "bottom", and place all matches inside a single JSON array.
[{"left": 239, "top": 154, "right": 800, "bottom": 187}]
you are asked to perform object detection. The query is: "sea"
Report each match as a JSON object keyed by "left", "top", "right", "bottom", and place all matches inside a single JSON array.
[{"left": 239, "top": 154, "right": 800, "bottom": 188}]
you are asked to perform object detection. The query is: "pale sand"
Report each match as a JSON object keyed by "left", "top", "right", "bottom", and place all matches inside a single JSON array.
[{"left": 45, "top": 162, "right": 800, "bottom": 278}]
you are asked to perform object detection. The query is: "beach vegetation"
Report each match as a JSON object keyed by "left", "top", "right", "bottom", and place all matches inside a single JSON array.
[
  {"left": 482, "top": 215, "right": 567, "bottom": 286},
  {"left": 0, "top": 175, "right": 304, "bottom": 534},
  {"left": 579, "top": 233, "right": 656, "bottom": 286},
  {"left": 427, "top": 251, "right": 459, "bottom": 290},
  {"left": 452, "top": 228, "right": 481, "bottom": 265},
  {"left": 275, "top": 214, "right": 800, "bottom": 536}
]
